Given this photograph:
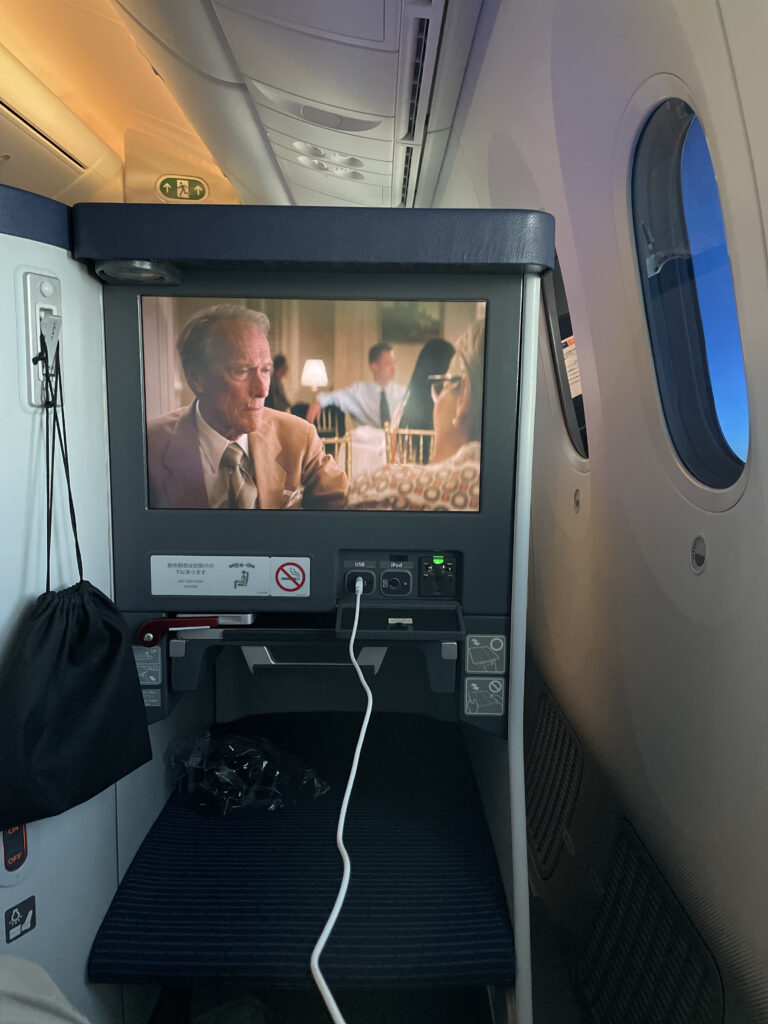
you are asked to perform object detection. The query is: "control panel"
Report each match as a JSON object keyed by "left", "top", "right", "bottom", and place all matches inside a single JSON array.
[{"left": 340, "top": 551, "right": 460, "bottom": 599}]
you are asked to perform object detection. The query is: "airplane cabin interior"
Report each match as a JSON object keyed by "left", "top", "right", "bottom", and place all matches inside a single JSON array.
[{"left": 1, "top": 2, "right": 767, "bottom": 1024}]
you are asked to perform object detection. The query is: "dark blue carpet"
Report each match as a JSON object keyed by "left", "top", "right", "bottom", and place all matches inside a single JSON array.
[{"left": 89, "top": 713, "right": 514, "bottom": 989}]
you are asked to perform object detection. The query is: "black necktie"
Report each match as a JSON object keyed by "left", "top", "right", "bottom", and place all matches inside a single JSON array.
[{"left": 379, "top": 389, "right": 391, "bottom": 427}]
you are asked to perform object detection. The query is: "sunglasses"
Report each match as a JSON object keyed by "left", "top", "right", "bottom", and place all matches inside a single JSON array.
[{"left": 427, "top": 373, "right": 463, "bottom": 403}]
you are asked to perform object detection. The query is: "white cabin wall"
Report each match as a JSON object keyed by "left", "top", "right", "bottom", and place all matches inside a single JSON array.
[
  {"left": 1, "top": 232, "right": 120, "bottom": 1022},
  {"left": 439, "top": 0, "right": 768, "bottom": 1017}
]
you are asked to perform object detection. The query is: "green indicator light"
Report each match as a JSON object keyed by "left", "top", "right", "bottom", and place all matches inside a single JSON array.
[{"left": 433, "top": 556, "right": 444, "bottom": 565}]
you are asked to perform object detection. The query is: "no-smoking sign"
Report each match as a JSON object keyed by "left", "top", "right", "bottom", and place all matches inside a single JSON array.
[
  {"left": 267, "top": 557, "right": 310, "bottom": 596},
  {"left": 274, "top": 561, "right": 307, "bottom": 593}
]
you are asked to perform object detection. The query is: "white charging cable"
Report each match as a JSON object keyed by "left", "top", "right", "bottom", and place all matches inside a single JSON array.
[{"left": 310, "top": 576, "right": 373, "bottom": 1024}]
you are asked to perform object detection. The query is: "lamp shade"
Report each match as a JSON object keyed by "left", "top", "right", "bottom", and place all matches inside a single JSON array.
[{"left": 301, "top": 359, "right": 328, "bottom": 389}]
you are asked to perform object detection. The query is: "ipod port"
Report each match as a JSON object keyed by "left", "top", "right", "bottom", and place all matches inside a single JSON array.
[{"left": 381, "top": 570, "right": 412, "bottom": 596}]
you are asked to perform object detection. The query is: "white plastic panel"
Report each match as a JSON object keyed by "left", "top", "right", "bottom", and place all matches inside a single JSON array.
[
  {"left": 3, "top": 232, "right": 119, "bottom": 1023},
  {"left": 425, "top": 0, "right": 484, "bottom": 133},
  {"left": 271, "top": 142, "right": 392, "bottom": 185},
  {"left": 123, "top": 127, "right": 242, "bottom": 205},
  {"left": 108, "top": 23, "right": 290, "bottom": 205},
  {"left": 0, "top": 115, "right": 79, "bottom": 200},
  {"left": 260, "top": 106, "right": 395, "bottom": 160},
  {"left": 277, "top": 156, "right": 387, "bottom": 204},
  {"left": 439, "top": 0, "right": 768, "bottom": 1015},
  {"left": 114, "top": 0, "right": 241, "bottom": 82},
  {"left": 216, "top": 6, "right": 399, "bottom": 115},
  {"left": 264, "top": 126, "right": 393, "bottom": 174},
  {"left": 0, "top": 41, "right": 122, "bottom": 206},
  {"left": 214, "top": 0, "right": 399, "bottom": 47},
  {"left": 287, "top": 182, "right": 369, "bottom": 206}
]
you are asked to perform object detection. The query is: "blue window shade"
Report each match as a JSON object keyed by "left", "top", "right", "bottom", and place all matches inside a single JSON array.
[{"left": 680, "top": 118, "right": 749, "bottom": 461}]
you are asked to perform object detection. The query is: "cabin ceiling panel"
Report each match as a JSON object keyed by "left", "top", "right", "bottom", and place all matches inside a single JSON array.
[
  {"left": 264, "top": 126, "right": 393, "bottom": 175},
  {"left": 245, "top": 80, "right": 395, "bottom": 140},
  {"left": 1, "top": 0, "right": 471, "bottom": 208},
  {"left": 214, "top": 6, "right": 399, "bottom": 115},
  {"left": 0, "top": 0, "right": 247, "bottom": 203},
  {"left": 276, "top": 156, "right": 388, "bottom": 204},
  {"left": 112, "top": 0, "right": 241, "bottom": 82},
  {"left": 123, "top": 128, "right": 241, "bottom": 204},
  {"left": 111, "top": 0, "right": 462, "bottom": 207},
  {"left": 257, "top": 107, "right": 395, "bottom": 162},
  {"left": 271, "top": 142, "right": 392, "bottom": 186},
  {"left": 213, "top": 0, "right": 399, "bottom": 48},
  {"left": 287, "top": 182, "right": 366, "bottom": 206},
  {"left": 0, "top": 117, "right": 84, "bottom": 198}
]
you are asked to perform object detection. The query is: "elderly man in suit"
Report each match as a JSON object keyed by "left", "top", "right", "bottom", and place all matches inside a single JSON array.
[{"left": 147, "top": 305, "right": 348, "bottom": 509}]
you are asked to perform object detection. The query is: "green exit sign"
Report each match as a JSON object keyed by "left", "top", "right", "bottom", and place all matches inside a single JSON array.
[{"left": 155, "top": 176, "right": 209, "bottom": 201}]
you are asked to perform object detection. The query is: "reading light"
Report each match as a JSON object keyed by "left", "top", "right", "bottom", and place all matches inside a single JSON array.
[
  {"left": 301, "top": 359, "right": 328, "bottom": 393},
  {"left": 94, "top": 260, "right": 181, "bottom": 285}
]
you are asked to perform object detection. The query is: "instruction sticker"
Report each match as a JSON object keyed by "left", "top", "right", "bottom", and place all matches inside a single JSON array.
[
  {"left": 465, "top": 677, "right": 505, "bottom": 717},
  {"left": 133, "top": 646, "right": 162, "bottom": 686},
  {"left": 5, "top": 896, "right": 35, "bottom": 943},
  {"left": 151, "top": 556, "right": 310, "bottom": 597},
  {"left": 465, "top": 635, "right": 506, "bottom": 675}
]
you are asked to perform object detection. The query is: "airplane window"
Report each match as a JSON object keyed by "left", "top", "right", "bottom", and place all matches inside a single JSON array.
[
  {"left": 632, "top": 98, "right": 748, "bottom": 487},
  {"left": 542, "top": 255, "right": 588, "bottom": 457},
  {"left": 680, "top": 118, "right": 749, "bottom": 461}
]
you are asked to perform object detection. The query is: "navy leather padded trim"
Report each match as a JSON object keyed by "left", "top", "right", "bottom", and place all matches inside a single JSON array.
[
  {"left": 0, "top": 185, "right": 70, "bottom": 249},
  {"left": 73, "top": 205, "right": 554, "bottom": 271}
]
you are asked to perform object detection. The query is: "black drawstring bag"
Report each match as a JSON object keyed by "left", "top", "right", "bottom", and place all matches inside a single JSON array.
[{"left": 0, "top": 337, "right": 151, "bottom": 830}]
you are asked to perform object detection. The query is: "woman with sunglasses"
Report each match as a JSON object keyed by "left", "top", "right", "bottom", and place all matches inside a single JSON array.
[{"left": 346, "top": 320, "right": 484, "bottom": 511}]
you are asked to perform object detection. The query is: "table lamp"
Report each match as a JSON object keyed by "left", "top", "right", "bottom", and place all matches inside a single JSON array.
[{"left": 301, "top": 359, "right": 328, "bottom": 393}]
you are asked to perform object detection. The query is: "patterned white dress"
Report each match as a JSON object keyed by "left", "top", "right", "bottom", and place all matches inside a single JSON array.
[{"left": 345, "top": 442, "right": 481, "bottom": 511}]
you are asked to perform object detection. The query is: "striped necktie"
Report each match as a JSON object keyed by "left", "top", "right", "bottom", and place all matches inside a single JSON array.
[{"left": 220, "top": 443, "right": 258, "bottom": 509}]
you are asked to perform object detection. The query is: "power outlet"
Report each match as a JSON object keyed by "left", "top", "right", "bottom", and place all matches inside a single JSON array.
[
  {"left": 21, "top": 272, "right": 62, "bottom": 410},
  {"left": 418, "top": 555, "right": 457, "bottom": 597}
]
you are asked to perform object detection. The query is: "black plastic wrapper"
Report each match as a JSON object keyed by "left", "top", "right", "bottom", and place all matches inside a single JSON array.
[{"left": 167, "top": 732, "right": 330, "bottom": 815}]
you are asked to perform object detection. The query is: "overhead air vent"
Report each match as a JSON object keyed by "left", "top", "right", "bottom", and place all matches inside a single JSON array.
[
  {"left": 406, "top": 19, "right": 430, "bottom": 139},
  {"left": 400, "top": 146, "right": 414, "bottom": 206}
]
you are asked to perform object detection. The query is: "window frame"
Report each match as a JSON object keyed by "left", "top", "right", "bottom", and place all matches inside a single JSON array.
[{"left": 631, "top": 98, "right": 746, "bottom": 489}]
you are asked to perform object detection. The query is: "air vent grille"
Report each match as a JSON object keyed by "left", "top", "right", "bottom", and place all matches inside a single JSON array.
[
  {"left": 578, "top": 823, "right": 724, "bottom": 1024},
  {"left": 400, "top": 146, "right": 414, "bottom": 207},
  {"left": 525, "top": 689, "right": 582, "bottom": 879},
  {"left": 407, "top": 19, "right": 430, "bottom": 139},
  {"left": 0, "top": 99, "right": 86, "bottom": 169}
]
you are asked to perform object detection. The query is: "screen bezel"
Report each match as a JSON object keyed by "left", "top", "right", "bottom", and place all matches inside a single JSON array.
[{"left": 103, "top": 269, "right": 522, "bottom": 615}]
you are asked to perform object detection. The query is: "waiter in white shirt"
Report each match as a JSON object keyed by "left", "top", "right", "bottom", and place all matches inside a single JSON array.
[{"left": 306, "top": 342, "right": 406, "bottom": 428}]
